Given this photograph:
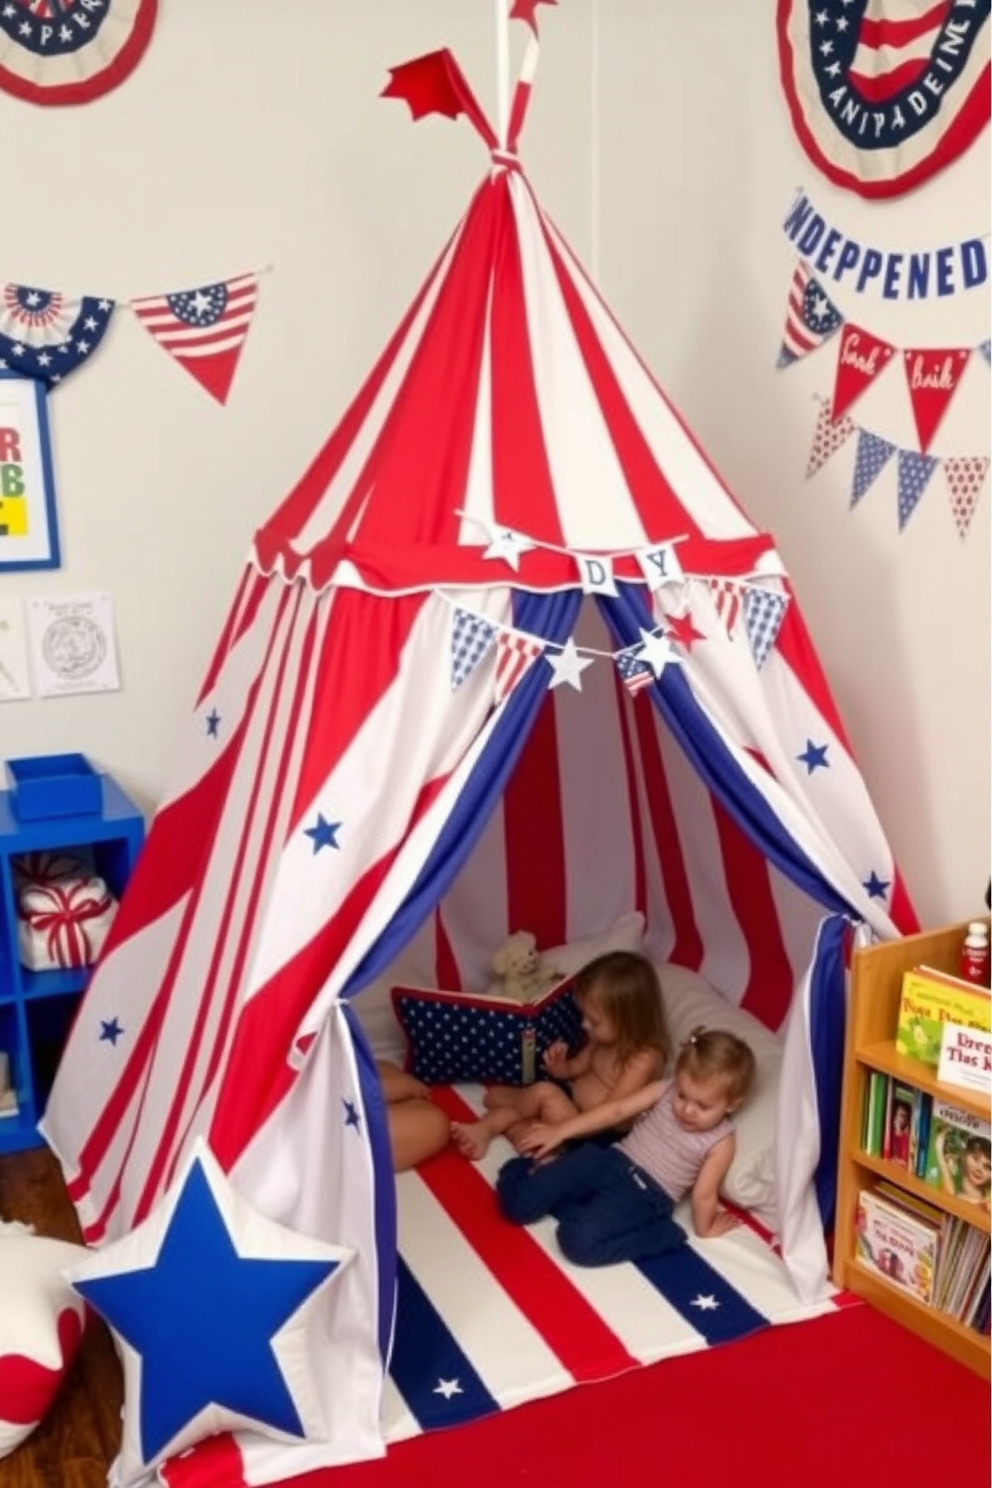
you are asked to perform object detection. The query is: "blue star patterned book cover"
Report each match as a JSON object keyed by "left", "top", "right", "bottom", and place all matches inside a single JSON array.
[{"left": 392, "top": 977, "right": 580, "bottom": 1086}]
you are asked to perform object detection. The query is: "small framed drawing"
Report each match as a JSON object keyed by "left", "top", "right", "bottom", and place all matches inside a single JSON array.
[{"left": 0, "top": 375, "right": 61, "bottom": 572}]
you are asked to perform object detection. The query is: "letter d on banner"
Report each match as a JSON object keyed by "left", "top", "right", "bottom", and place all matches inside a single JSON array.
[
  {"left": 576, "top": 554, "right": 617, "bottom": 595},
  {"left": 636, "top": 542, "right": 683, "bottom": 592}
]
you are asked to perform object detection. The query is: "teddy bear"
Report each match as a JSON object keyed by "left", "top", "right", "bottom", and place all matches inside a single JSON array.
[{"left": 486, "top": 930, "right": 563, "bottom": 1004}]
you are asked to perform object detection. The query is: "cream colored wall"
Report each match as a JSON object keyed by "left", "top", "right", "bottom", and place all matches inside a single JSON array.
[{"left": 1, "top": 1, "right": 987, "bottom": 928}]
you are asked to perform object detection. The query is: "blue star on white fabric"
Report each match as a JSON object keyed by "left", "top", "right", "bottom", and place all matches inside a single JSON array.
[
  {"left": 205, "top": 709, "right": 221, "bottom": 737},
  {"left": 343, "top": 1099, "right": 361, "bottom": 1130},
  {"left": 863, "top": 871, "right": 890, "bottom": 900},
  {"left": 797, "top": 739, "right": 829, "bottom": 773},
  {"left": 99, "top": 1017, "right": 124, "bottom": 1046},
  {"left": 65, "top": 1143, "right": 353, "bottom": 1478},
  {"left": 304, "top": 814, "right": 341, "bottom": 853}
]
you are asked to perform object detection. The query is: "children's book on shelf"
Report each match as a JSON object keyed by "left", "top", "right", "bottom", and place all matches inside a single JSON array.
[
  {"left": 856, "top": 1186, "right": 941, "bottom": 1304},
  {"left": 937, "top": 1022, "right": 992, "bottom": 1095},
  {"left": 922, "top": 1099, "right": 992, "bottom": 1209},
  {"left": 0, "top": 1050, "right": 16, "bottom": 1118},
  {"left": 896, "top": 966, "right": 992, "bottom": 1067},
  {"left": 885, "top": 1079, "right": 916, "bottom": 1168}
]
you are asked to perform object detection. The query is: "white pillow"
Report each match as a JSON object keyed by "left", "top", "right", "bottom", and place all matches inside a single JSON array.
[
  {"left": 657, "top": 962, "right": 783, "bottom": 1228},
  {"left": 356, "top": 911, "right": 647, "bottom": 1064},
  {"left": 65, "top": 1139, "right": 354, "bottom": 1487},
  {"left": 0, "top": 1221, "right": 89, "bottom": 1460},
  {"left": 542, "top": 911, "right": 646, "bottom": 978}
]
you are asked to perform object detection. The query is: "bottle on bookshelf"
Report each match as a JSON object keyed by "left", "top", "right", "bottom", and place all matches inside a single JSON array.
[
  {"left": 960, "top": 921, "right": 991, "bottom": 986},
  {"left": 922, "top": 1099, "right": 992, "bottom": 1209},
  {"left": 895, "top": 965, "right": 992, "bottom": 1067}
]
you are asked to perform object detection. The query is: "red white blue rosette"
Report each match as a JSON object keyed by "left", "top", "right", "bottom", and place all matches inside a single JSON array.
[{"left": 0, "top": 0, "right": 158, "bottom": 107}]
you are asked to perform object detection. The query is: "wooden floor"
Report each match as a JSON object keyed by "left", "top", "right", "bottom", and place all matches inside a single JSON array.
[{"left": 0, "top": 1148, "right": 122, "bottom": 1488}]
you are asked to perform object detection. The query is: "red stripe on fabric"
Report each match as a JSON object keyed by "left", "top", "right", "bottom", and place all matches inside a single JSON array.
[
  {"left": 0, "top": 1308, "right": 83, "bottom": 1424},
  {"left": 291, "top": 590, "right": 427, "bottom": 835},
  {"left": 506, "top": 78, "right": 533, "bottom": 152},
  {"left": 196, "top": 566, "right": 266, "bottom": 705},
  {"left": 74, "top": 589, "right": 301, "bottom": 1216},
  {"left": 613, "top": 673, "right": 648, "bottom": 920},
  {"left": 136, "top": 596, "right": 322, "bottom": 1218},
  {"left": 490, "top": 178, "right": 564, "bottom": 543},
  {"left": 537, "top": 203, "right": 759, "bottom": 537},
  {"left": 858, "top": 3, "right": 946, "bottom": 49},
  {"left": 772, "top": 594, "right": 853, "bottom": 751},
  {"left": 503, "top": 692, "right": 567, "bottom": 950},
  {"left": 541, "top": 219, "right": 704, "bottom": 543},
  {"left": 427, "top": 1087, "right": 639, "bottom": 1381},
  {"left": 253, "top": 215, "right": 464, "bottom": 569},
  {"left": 709, "top": 797, "right": 795, "bottom": 1032},
  {"left": 159, "top": 1433, "right": 246, "bottom": 1488},
  {"left": 887, "top": 872, "right": 921, "bottom": 935},
  {"left": 635, "top": 706, "right": 704, "bottom": 970},
  {"left": 358, "top": 184, "right": 497, "bottom": 548},
  {"left": 849, "top": 56, "right": 930, "bottom": 102},
  {"left": 434, "top": 908, "right": 461, "bottom": 990},
  {"left": 208, "top": 771, "right": 454, "bottom": 1174}
]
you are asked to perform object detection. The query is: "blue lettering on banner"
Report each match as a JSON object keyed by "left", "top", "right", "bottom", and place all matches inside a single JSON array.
[
  {"left": 782, "top": 191, "right": 989, "bottom": 298},
  {"left": 810, "top": 0, "right": 991, "bottom": 153}
]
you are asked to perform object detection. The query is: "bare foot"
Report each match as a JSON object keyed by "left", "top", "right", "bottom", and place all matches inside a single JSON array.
[{"left": 451, "top": 1120, "right": 492, "bottom": 1161}]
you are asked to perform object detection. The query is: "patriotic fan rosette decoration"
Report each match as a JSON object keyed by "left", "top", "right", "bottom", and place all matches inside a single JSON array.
[
  {"left": 777, "top": 0, "right": 991, "bottom": 198},
  {"left": 0, "top": 0, "right": 158, "bottom": 107},
  {"left": 0, "top": 282, "right": 114, "bottom": 385}
]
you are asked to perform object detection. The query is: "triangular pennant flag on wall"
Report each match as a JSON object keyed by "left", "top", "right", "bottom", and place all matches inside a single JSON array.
[
  {"left": 943, "top": 456, "right": 990, "bottom": 539},
  {"left": 979, "top": 340, "right": 991, "bottom": 367},
  {"left": 776, "top": 261, "right": 842, "bottom": 367},
  {"left": 896, "top": 449, "right": 939, "bottom": 531},
  {"left": 130, "top": 273, "right": 259, "bottom": 404},
  {"left": 493, "top": 631, "right": 543, "bottom": 704},
  {"left": 831, "top": 324, "right": 896, "bottom": 420},
  {"left": 450, "top": 608, "right": 496, "bottom": 689},
  {"left": 706, "top": 578, "right": 745, "bottom": 637},
  {"left": 0, "top": 282, "right": 114, "bottom": 387},
  {"left": 850, "top": 429, "right": 896, "bottom": 507},
  {"left": 742, "top": 588, "right": 788, "bottom": 670},
  {"left": 806, "top": 401, "right": 856, "bottom": 477},
  {"left": 902, "top": 347, "right": 970, "bottom": 453}
]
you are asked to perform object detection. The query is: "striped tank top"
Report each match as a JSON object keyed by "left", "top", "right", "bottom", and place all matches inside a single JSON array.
[{"left": 618, "top": 1084, "right": 733, "bottom": 1202}]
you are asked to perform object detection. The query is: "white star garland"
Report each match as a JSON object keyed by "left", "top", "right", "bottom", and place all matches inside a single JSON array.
[{"left": 545, "top": 637, "right": 596, "bottom": 691}]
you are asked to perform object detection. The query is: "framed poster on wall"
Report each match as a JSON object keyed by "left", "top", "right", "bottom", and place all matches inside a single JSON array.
[{"left": 0, "top": 376, "right": 60, "bottom": 572}]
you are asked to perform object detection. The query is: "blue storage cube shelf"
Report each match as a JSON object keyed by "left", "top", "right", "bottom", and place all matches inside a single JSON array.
[{"left": 6, "top": 753, "right": 102, "bottom": 820}]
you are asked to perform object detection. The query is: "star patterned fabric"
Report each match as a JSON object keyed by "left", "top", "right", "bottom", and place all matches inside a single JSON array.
[
  {"left": 65, "top": 1141, "right": 353, "bottom": 1485},
  {"left": 0, "top": 282, "right": 114, "bottom": 386}
]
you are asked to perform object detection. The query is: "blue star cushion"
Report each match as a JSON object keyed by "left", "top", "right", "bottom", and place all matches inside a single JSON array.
[{"left": 64, "top": 1139, "right": 354, "bottom": 1486}]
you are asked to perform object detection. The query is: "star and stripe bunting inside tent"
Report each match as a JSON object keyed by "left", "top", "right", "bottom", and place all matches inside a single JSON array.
[{"left": 43, "top": 17, "right": 917, "bottom": 1485}]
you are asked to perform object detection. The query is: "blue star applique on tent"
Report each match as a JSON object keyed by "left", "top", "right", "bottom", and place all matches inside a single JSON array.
[
  {"left": 66, "top": 1142, "right": 354, "bottom": 1478},
  {"left": 304, "top": 814, "right": 342, "bottom": 853}
]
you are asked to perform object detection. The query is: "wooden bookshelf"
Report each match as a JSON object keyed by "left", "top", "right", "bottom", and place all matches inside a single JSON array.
[{"left": 833, "top": 919, "right": 991, "bottom": 1379}]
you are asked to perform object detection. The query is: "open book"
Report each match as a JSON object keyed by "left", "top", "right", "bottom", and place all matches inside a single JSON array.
[{"left": 391, "top": 975, "right": 580, "bottom": 1086}]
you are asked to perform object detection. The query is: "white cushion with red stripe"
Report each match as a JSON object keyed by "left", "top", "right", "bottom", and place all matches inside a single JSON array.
[{"left": 0, "top": 1222, "right": 89, "bottom": 1461}]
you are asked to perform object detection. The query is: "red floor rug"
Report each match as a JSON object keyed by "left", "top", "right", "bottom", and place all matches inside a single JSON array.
[{"left": 314, "top": 1302, "right": 991, "bottom": 1488}]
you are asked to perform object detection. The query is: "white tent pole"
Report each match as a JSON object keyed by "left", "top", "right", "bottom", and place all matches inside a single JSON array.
[{"left": 494, "top": 0, "right": 510, "bottom": 148}]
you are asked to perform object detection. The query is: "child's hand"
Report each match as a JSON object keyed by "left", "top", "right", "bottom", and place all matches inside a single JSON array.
[
  {"left": 517, "top": 1121, "right": 564, "bottom": 1159},
  {"left": 700, "top": 1209, "right": 740, "bottom": 1239},
  {"left": 542, "top": 1041, "right": 569, "bottom": 1077}
]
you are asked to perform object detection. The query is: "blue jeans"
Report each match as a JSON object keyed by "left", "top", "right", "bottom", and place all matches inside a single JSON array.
[{"left": 496, "top": 1144, "right": 686, "bottom": 1266}]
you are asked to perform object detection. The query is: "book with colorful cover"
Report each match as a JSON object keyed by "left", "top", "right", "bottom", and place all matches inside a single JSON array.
[
  {"left": 886, "top": 1080, "right": 916, "bottom": 1169},
  {"left": 895, "top": 966, "right": 992, "bottom": 1067},
  {"left": 922, "top": 1099, "right": 992, "bottom": 1209},
  {"left": 937, "top": 1022, "right": 992, "bottom": 1095},
  {"left": 855, "top": 1186, "right": 940, "bottom": 1304}
]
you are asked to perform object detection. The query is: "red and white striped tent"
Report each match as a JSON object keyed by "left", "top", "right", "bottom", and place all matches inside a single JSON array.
[{"left": 44, "top": 26, "right": 917, "bottom": 1484}]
